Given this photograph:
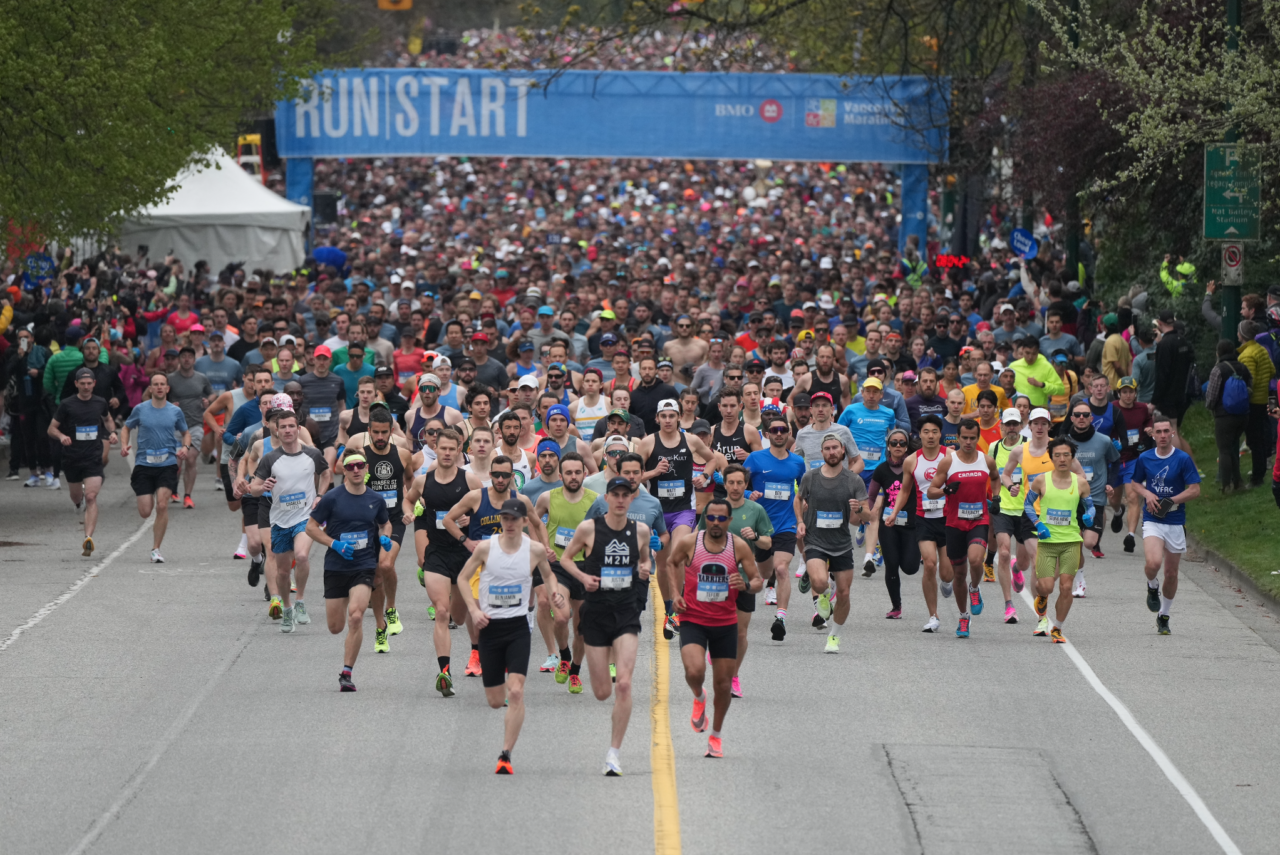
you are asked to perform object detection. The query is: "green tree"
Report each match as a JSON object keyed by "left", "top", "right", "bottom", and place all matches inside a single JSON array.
[{"left": 0, "top": 0, "right": 342, "bottom": 246}]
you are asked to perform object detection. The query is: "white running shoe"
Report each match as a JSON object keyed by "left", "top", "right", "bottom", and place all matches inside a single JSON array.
[
  {"left": 47, "top": 477, "right": 61, "bottom": 490},
  {"left": 940, "top": 581, "right": 953, "bottom": 599},
  {"left": 150, "top": 549, "right": 165, "bottom": 563},
  {"left": 764, "top": 586, "right": 777, "bottom": 606},
  {"left": 922, "top": 616, "right": 940, "bottom": 633},
  {"left": 23, "top": 475, "right": 40, "bottom": 487},
  {"left": 1072, "top": 571, "right": 1086, "bottom": 598},
  {"left": 794, "top": 565, "right": 804, "bottom": 579}
]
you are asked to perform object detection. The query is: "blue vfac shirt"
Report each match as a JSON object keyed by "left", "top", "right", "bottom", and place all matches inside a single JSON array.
[
  {"left": 1132, "top": 447, "right": 1200, "bottom": 526},
  {"left": 743, "top": 448, "right": 807, "bottom": 534}
]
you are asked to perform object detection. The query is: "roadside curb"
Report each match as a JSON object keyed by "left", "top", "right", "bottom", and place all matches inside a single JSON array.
[{"left": 1185, "top": 534, "right": 1280, "bottom": 621}]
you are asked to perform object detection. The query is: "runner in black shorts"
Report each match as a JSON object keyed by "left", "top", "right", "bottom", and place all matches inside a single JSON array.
[
  {"left": 50, "top": 368, "right": 116, "bottom": 557},
  {"left": 363, "top": 407, "right": 414, "bottom": 650},
  {"left": 557, "top": 476, "right": 654, "bottom": 777},
  {"left": 403, "top": 426, "right": 484, "bottom": 695}
]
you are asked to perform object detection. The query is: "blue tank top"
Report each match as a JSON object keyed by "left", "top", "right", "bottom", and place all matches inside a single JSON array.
[
  {"left": 515, "top": 362, "right": 539, "bottom": 378},
  {"left": 438, "top": 384, "right": 460, "bottom": 412},
  {"left": 468, "top": 489, "right": 504, "bottom": 541},
  {"left": 261, "top": 435, "right": 273, "bottom": 496}
]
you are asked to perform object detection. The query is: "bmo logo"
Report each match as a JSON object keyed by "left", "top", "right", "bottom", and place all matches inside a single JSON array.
[
  {"left": 759, "top": 99, "right": 783, "bottom": 123},
  {"left": 715, "top": 103, "right": 756, "bottom": 117}
]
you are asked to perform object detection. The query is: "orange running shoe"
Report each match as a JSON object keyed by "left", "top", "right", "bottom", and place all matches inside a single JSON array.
[
  {"left": 691, "top": 693, "right": 708, "bottom": 732},
  {"left": 183, "top": 495, "right": 194, "bottom": 509},
  {"left": 465, "top": 649, "right": 482, "bottom": 677},
  {"left": 1033, "top": 596, "right": 1048, "bottom": 618},
  {"left": 1051, "top": 627, "right": 1066, "bottom": 644},
  {"left": 705, "top": 735, "right": 723, "bottom": 759},
  {"left": 495, "top": 753, "right": 513, "bottom": 775}
]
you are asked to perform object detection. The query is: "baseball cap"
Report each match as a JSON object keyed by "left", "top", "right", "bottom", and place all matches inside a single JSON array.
[
  {"left": 802, "top": 301, "right": 818, "bottom": 310},
  {"left": 498, "top": 498, "right": 526, "bottom": 517},
  {"left": 796, "top": 330, "right": 815, "bottom": 342},
  {"left": 373, "top": 366, "right": 394, "bottom": 378},
  {"left": 419, "top": 373, "right": 441, "bottom": 387},
  {"left": 746, "top": 358, "right": 766, "bottom": 370},
  {"left": 862, "top": 377, "right": 883, "bottom": 390},
  {"left": 604, "top": 435, "right": 631, "bottom": 450},
  {"left": 1157, "top": 309, "right": 1176, "bottom": 324},
  {"left": 470, "top": 332, "right": 490, "bottom": 343},
  {"left": 434, "top": 355, "right": 452, "bottom": 368},
  {"left": 606, "top": 408, "right": 631, "bottom": 423},
  {"left": 73, "top": 367, "right": 95, "bottom": 381},
  {"left": 790, "top": 392, "right": 812, "bottom": 407},
  {"left": 259, "top": 336, "right": 277, "bottom": 346},
  {"left": 689, "top": 418, "right": 712, "bottom": 435},
  {"left": 208, "top": 330, "right": 224, "bottom": 339},
  {"left": 606, "top": 476, "right": 634, "bottom": 494},
  {"left": 600, "top": 332, "right": 619, "bottom": 346},
  {"left": 1001, "top": 408, "right": 1022, "bottom": 424},
  {"left": 656, "top": 398, "right": 680, "bottom": 413},
  {"left": 65, "top": 326, "right": 84, "bottom": 341},
  {"left": 314, "top": 345, "right": 333, "bottom": 358},
  {"left": 599, "top": 310, "right": 617, "bottom": 320},
  {"left": 518, "top": 340, "right": 534, "bottom": 352},
  {"left": 164, "top": 348, "right": 179, "bottom": 357},
  {"left": 789, "top": 309, "right": 804, "bottom": 320},
  {"left": 190, "top": 323, "right": 206, "bottom": 332},
  {"left": 1029, "top": 407, "right": 1052, "bottom": 422},
  {"left": 517, "top": 374, "right": 539, "bottom": 389},
  {"left": 901, "top": 370, "right": 918, "bottom": 382},
  {"left": 537, "top": 305, "right": 555, "bottom": 316},
  {"left": 536, "top": 439, "right": 562, "bottom": 458},
  {"left": 809, "top": 391, "right": 833, "bottom": 405},
  {"left": 1102, "top": 312, "right": 1119, "bottom": 328},
  {"left": 1118, "top": 376, "right": 1138, "bottom": 390},
  {"left": 1052, "top": 351, "right": 1070, "bottom": 363},
  {"left": 998, "top": 303, "right": 1015, "bottom": 314},
  {"left": 270, "top": 393, "right": 294, "bottom": 411}
]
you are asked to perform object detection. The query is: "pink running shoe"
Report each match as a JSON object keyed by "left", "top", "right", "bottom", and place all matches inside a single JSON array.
[
  {"left": 1003, "top": 604, "right": 1018, "bottom": 624},
  {"left": 886, "top": 609, "right": 902, "bottom": 619},
  {"left": 1012, "top": 569, "right": 1025, "bottom": 593},
  {"left": 731, "top": 676, "right": 742, "bottom": 698}
]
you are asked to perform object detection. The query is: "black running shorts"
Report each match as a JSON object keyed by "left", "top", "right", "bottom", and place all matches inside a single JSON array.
[
  {"left": 679, "top": 620, "right": 738, "bottom": 659},
  {"left": 324, "top": 569, "right": 375, "bottom": 600},
  {"left": 579, "top": 600, "right": 642, "bottom": 647},
  {"left": 946, "top": 525, "right": 989, "bottom": 563},
  {"left": 130, "top": 464, "right": 178, "bottom": 497},
  {"left": 478, "top": 615, "right": 532, "bottom": 688},
  {"left": 803, "top": 548, "right": 855, "bottom": 574}
]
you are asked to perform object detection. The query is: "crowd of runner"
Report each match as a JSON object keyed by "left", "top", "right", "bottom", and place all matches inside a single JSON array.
[{"left": 4, "top": 26, "right": 1280, "bottom": 780}]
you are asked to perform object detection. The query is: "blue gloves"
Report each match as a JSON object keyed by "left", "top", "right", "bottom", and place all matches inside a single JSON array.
[
  {"left": 650, "top": 533, "right": 663, "bottom": 553},
  {"left": 380, "top": 535, "right": 393, "bottom": 551},
  {"left": 712, "top": 470, "right": 724, "bottom": 485},
  {"left": 1112, "top": 438, "right": 1122, "bottom": 452},
  {"left": 333, "top": 540, "right": 356, "bottom": 560},
  {"left": 1082, "top": 507, "right": 1096, "bottom": 527},
  {"left": 1035, "top": 522, "right": 1052, "bottom": 541}
]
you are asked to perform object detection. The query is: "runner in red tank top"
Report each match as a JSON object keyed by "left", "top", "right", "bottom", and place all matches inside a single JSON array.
[
  {"left": 925, "top": 419, "right": 1000, "bottom": 638},
  {"left": 883, "top": 415, "right": 954, "bottom": 633},
  {"left": 667, "top": 498, "right": 761, "bottom": 760}
]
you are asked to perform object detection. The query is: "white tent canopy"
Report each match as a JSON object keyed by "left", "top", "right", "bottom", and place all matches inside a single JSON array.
[{"left": 120, "top": 151, "right": 310, "bottom": 274}]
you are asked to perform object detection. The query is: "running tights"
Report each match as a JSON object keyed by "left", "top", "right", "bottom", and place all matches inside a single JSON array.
[{"left": 879, "top": 525, "right": 921, "bottom": 610}]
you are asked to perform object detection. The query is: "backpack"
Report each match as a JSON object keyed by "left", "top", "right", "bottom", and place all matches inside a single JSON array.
[{"left": 1220, "top": 363, "right": 1250, "bottom": 415}]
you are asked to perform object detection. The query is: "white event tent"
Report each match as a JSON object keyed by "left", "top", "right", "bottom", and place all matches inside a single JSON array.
[{"left": 119, "top": 151, "right": 310, "bottom": 274}]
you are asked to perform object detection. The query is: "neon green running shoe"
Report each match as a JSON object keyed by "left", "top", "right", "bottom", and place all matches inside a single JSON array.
[
  {"left": 435, "top": 667, "right": 455, "bottom": 697},
  {"left": 555, "top": 659, "right": 570, "bottom": 684},
  {"left": 375, "top": 626, "right": 389, "bottom": 653},
  {"left": 427, "top": 604, "right": 437, "bottom": 621},
  {"left": 385, "top": 607, "right": 403, "bottom": 636},
  {"left": 609, "top": 663, "right": 617, "bottom": 683},
  {"left": 816, "top": 592, "right": 833, "bottom": 620},
  {"left": 417, "top": 565, "right": 425, "bottom": 587},
  {"left": 568, "top": 674, "right": 584, "bottom": 693}
]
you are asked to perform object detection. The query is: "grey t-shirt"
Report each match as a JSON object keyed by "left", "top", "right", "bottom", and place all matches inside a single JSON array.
[
  {"left": 520, "top": 475, "right": 562, "bottom": 504},
  {"left": 1070, "top": 430, "right": 1120, "bottom": 503},
  {"left": 254, "top": 445, "right": 327, "bottom": 529},
  {"left": 691, "top": 363, "right": 724, "bottom": 403},
  {"left": 296, "top": 371, "right": 347, "bottom": 443},
  {"left": 166, "top": 370, "right": 213, "bottom": 431},
  {"left": 797, "top": 466, "right": 867, "bottom": 557},
  {"left": 793, "top": 423, "right": 861, "bottom": 472}
]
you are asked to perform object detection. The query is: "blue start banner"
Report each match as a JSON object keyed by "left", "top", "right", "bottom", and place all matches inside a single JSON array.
[{"left": 275, "top": 69, "right": 946, "bottom": 163}]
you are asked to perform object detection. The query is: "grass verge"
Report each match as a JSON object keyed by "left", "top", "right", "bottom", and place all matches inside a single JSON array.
[{"left": 1179, "top": 404, "right": 1280, "bottom": 599}]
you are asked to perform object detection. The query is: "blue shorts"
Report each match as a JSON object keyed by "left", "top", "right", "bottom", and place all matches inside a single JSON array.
[
  {"left": 664, "top": 509, "right": 697, "bottom": 533},
  {"left": 1121, "top": 460, "right": 1137, "bottom": 484},
  {"left": 271, "top": 520, "right": 309, "bottom": 554}
]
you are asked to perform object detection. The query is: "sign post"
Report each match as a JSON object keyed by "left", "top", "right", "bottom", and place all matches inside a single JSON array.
[{"left": 1205, "top": 144, "right": 1259, "bottom": 338}]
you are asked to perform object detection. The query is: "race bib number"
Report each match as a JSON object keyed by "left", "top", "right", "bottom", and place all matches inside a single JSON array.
[
  {"left": 145, "top": 449, "right": 168, "bottom": 465},
  {"left": 696, "top": 564, "right": 729, "bottom": 602},
  {"left": 861, "top": 444, "right": 882, "bottom": 463},
  {"left": 436, "top": 511, "right": 448, "bottom": 529},
  {"left": 555, "top": 526, "right": 574, "bottom": 548},
  {"left": 809, "top": 459, "right": 823, "bottom": 469},
  {"left": 280, "top": 491, "right": 307, "bottom": 510},
  {"left": 1082, "top": 466, "right": 1094, "bottom": 481},
  {"left": 211, "top": 382, "right": 227, "bottom": 393},
  {"left": 312, "top": 407, "right": 332, "bottom": 422},
  {"left": 340, "top": 531, "right": 368, "bottom": 550},
  {"left": 1127, "top": 429, "right": 1140, "bottom": 446},
  {"left": 600, "top": 564, "right": 632, "bottom": 590},
  {"left": 657, "top": 480, "right": 685, "bottom": 498},
  {"left": 1009, "top": 467, "right": 1022, "bottom": 484},
  {"left": 398, "top": 372, "right": 414, "bottom": 384},
  {"left": 1045, "top": 508, "right": 1072, "bottom": 526},
  {"left": 378, "top": 490, "right": 397, "bottom": 508},
  {"left": 921, "top": 498, "right": 945, "bottom": 512},
  {"left": 958, "top": 502, "right": 983, "bottom": 520},
  {"left": 763, "top": 482, "right": 790, "bottom": 501},
  {"left": 488, "top": 583, "right": 523, "bottom": 607},
  {"left": 816, "top": 510, "right": 842, "bottom": 529},
  {"left": 75, "top": 426, "right": 98, "bottom": 441},
  {"left": 885, "top": 509, "right": 908, "bottom": 525}
]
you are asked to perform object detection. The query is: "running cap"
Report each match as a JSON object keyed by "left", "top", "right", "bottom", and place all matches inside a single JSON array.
[
  {"left": 606, "top": 408, "right": 631, "bottom": 423},
  {"left": 656, "top": 398, "right": 680, "bottom": 413},
  {"left": 270, "top": 393, "right": 294, "bottom": 411},
  {"left": 689, "top": 418, "right": 712, "bottom": 435},
  {"left": 517, "top": 374, "right": 539, "bottom": 389},
  {"left": 314, "top": 345, "right": 333, "bottom": 358},
  {"left": 1001, "top": 408, "right": 1022, "bottom": 424},
  {"left": 498, "top": 497, "right": 526, "bottom": 517},
  {"left": 606, "top": 476, "right": 635, "bottom": 494},
  {"left": 1029, "top": 407, "right": 1052, "bottom": 422},
  {"left": 604, "top": 435, "right": 631, "bottom": 449},
  {"left": 861, "top": 377, "right": 883, "bottom": 390}
]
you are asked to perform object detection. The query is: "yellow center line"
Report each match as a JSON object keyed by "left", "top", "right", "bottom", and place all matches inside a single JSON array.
[{"left": 650, "top": 585, "right": 681, "bottom": 854}]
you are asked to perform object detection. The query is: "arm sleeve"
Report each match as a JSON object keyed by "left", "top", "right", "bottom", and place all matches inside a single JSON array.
[{"left": 1023, "top": 489, "right": 1041, "bottom": 523}]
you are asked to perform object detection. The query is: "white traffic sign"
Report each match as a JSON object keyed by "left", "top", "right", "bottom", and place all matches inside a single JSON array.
[{"left": 1222, "top": 242, "right": 1243, "bottom": 286}]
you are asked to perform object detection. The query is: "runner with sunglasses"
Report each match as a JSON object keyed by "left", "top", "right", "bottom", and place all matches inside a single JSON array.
[
  {"left": 1062, "top": 402, "right": 1120, "bottom": 597},
  {"left": 362, "top": 407, "right": 413, "bottom": 653},
  {"left": 744, "top": 413, "right": 807, "bottom": 641},
  {"left": 989, "top": 408, "right": 1032, "bottom": 624},
  {"left": 672, "top": 495, "right": 762, "bottom": 757},
  {"left": 866, "top": 429, "right": 920, "bottom": 618},
  {"left": 304, "top": 448, "right": 393, "bottom": 692}
]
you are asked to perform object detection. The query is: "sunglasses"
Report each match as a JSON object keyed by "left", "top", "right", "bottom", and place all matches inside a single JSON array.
[
  {"left": 704, "top": 514, "right": 729, "bottom": 522},
  {"left": 343, "top": 462, "right": 367, "bottom": 471},
  {"left": 424, "top": 428, "right": 441, "bottom": 436},
  {"left": 422, "top": 385, "right": 439, "bottom": 393},
  {"left": 1072, "top": 412, "right": 1093, "bottom": 418},
  {"left": 724, "top": 375, "right": 742, "bottom": 381},
  {"left": 868, "top": 369, "right": 886, "bottom": 376},
  {"left": 888, "top": 440, "right": 909, "bottom": 447},
  {"left": 491, "top": 471, "right": 512, "bottom": 479},
  {"left": 606, "top": 450, "right": 625, "bottom": 458},
  {"left": 677, "top": 323, "right": 692, "bottom": 329},
  {"left": 768, "top": 426, "right": 789, "bottom": 435},
  {"left": 547, "top": 373, "right": 564, "bottom": 380}
]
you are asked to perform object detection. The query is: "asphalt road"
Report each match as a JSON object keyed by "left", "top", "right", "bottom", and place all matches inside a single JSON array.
[{"left": 2, "top": 466, "right": 1279, "bottom": 855}]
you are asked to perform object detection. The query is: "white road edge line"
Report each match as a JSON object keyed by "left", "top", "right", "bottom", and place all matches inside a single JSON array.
[
  {"left": 1017, "top": 588, "right": 1242, "bottom": 855},
  {"left": 0, "top": 517, "right": 154, "bottom": 654},
  {"left": 66, "top": 626, "right": 256, "bottom": 855}
]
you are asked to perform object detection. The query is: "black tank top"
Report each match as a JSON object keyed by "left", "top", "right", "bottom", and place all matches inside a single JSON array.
[
  {"left": 364, "top": 442, "right": 405, "bottom": 519},
  {"left": 645, "top": 431, "right": 694, "bottom": 514},
  {"left": 418, "top": 466, "right": 470, "bottom": 550},
  {"left": 349, "top": 408, "right": 370, "bottom": 440},
  {"left": 809, "top": 370, "right": 845, "bottom": 417},
  {"left": 710, "top": 419, "right": 750, "bottom": 497},
  {"left": 582, "top": 516, "right": 639, "bottom": 608}
]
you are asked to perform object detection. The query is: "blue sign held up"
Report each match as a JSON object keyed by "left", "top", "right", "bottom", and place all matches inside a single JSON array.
[{"left": 1009, "top": 228, "right": 1039, "bottom": 260}]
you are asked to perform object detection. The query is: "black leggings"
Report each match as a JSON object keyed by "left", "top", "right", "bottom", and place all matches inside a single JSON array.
[{"left": 880, "top": 525, "right": 921, "bottom": 610}]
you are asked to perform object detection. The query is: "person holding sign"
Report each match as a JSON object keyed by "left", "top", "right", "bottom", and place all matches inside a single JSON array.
[
  {"left": 1021, "top": 437, "right": 1094, "bottom": 644},
  {"left": 457, "top": 498, "right": 565, "bottom": 775},
  {"left": 305, "top": 448, "right": 392, "bottom": 692},
  {"left": 669, "top": 496, "right": 762, "bottom": 758}
]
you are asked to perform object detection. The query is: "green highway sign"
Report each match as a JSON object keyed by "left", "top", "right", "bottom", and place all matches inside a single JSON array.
[{"left": 1204, "top": 144, "right": 1261, "bottom": 240}]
